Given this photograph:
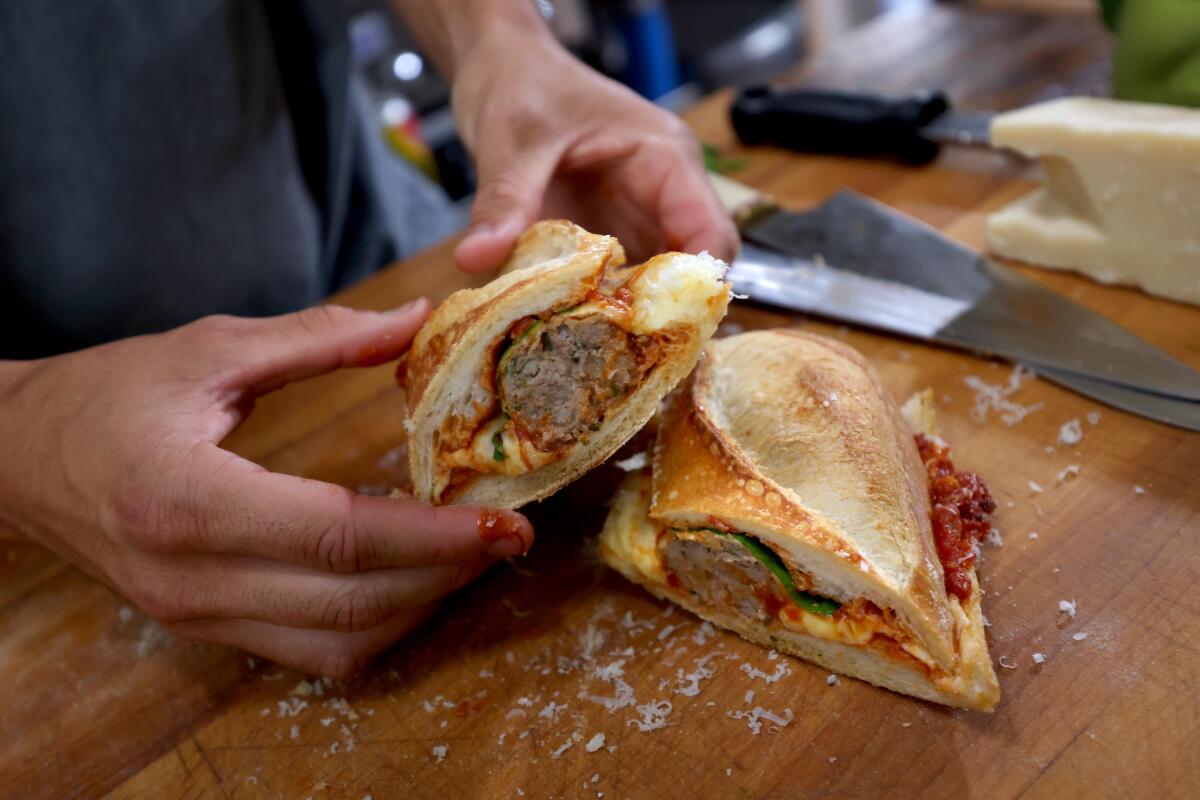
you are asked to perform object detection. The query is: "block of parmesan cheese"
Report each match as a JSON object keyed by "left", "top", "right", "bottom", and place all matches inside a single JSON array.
[{"left": 985, "top": 97, "right": 1200, "bottom": 307}]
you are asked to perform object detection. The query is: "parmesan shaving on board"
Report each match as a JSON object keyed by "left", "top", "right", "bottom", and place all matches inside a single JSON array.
[
  {"left": 727, "top": 706, "right": 794, "bottom": 735},
  {"left": 963, "top": 365, "right": 1043, "bottom": 425}
]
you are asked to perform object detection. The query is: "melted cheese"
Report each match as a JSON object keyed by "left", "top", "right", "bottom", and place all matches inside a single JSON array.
[
  {"left": 627, "top": 252, "right": 728, "bottom": 334},
  {"left": 776, "top": 604, "right": 939, "bottom": 671},
  {"left": 441, "top": 416, "right": 560, "bottom": 478}
]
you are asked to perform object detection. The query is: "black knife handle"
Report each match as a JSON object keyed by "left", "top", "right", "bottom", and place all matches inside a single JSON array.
[{"left": 730, "top": 86, "right": 950, "bottom": 165}]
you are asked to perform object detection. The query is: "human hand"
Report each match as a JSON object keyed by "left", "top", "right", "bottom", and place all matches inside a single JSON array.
[
  {"left": 0, "top": 302, "right": 533, "bottom": 677},
  {"left": 449, "top": 27, "right": 739, "bottom": 271}
]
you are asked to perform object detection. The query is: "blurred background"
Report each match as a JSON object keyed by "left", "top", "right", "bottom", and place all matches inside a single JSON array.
[{"left": 349, "top": 0, "right": 1106, "bottom": 252}]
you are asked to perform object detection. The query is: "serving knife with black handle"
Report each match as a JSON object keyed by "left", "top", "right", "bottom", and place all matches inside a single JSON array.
[{"left": 730, "top": 86, "right": 996, "bottom": 164}]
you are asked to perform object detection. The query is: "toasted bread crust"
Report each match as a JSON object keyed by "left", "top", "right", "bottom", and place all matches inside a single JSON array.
[{"left": 651, "top": 330, "right": 956, "bottom": 668}]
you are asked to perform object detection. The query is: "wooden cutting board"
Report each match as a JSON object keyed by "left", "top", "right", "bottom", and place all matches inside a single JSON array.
[{"left": 2, "top": 6, "right": 1198, "bottom": 800}]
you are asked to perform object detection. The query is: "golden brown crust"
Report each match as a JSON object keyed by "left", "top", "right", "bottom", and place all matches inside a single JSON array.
[{"left": 649, "top": 329, "right": 956, "bottom": 668}]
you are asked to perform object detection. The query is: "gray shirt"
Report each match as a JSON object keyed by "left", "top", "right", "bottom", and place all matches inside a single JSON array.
[{"left": 0, "top": 0, "right": 392, "bottom": 357}]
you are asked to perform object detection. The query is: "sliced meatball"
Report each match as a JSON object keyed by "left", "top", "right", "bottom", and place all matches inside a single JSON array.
[
  {"left": 498, "top": 315, "right": 644, "bottom": 452},
  {"left": 663, "top": 531, "right": 774, "bottom": 621}
]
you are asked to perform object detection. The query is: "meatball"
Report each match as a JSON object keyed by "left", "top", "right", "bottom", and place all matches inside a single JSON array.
[{"left": 498, "top": 315, "right": 643, "bottom": 451}]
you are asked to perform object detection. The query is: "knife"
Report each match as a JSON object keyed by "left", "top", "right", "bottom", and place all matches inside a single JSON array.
[
  {"left": 711, "top": 175, "right": 1200, "bottom": 428},
  {"left": 730, "top": 86, "right": 996, "bottom": 164}
]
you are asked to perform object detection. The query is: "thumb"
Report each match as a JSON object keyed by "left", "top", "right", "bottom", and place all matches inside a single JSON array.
[
  {"left": 225, "top": 299, "right": 432, "bottom": 392},
  {"left": 455, "top": 148, "right": 560, "bottom": 273}
]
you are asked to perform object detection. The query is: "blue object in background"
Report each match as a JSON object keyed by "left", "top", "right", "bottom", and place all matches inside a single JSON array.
[{"left": 615, "top": 0, "right": 681, "bottom": 100}]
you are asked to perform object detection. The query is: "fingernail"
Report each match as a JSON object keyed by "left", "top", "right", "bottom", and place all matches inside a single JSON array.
[{"left": 478, "top": 510, "right": 530, "bottom": 558}]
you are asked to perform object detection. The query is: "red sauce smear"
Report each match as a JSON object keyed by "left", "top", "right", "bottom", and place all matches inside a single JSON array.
[
  {"left": 477, "top": 509, "right": 526, "bottom": 553},
  {"left": 585, "top": 286, "right": 634, "bottom": 313},
  {"left": 755, "top": 587, "right": 787, "bottom": 619},
  {"left": 916, "top": 433, "right": 996, "bottom": 603},
  {"left": 508, "top": 316, "right": 538, "bottom": 340}
]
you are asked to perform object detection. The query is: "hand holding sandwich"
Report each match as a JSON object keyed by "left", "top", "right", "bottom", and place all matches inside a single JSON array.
[
  {"left": 394, "top": 0, "right": 740, "bottom": 272},
  {"left": 0, "top": 302, "right": 533, "bottom": 677}
]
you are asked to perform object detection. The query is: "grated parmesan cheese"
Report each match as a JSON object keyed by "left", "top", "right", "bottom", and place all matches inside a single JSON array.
[
  {"left": 613, "top": 452, "right": 648, "bottom": 471},
  {"left": 628, "top": 700, "right": 672, "bottom": 732},
  {"left": 1056, "top": 464, "right": 1080, "bottom": 483},
  {"left": 1058, "top": 419, "right": 1083, "bottom": 445},
  {"left": 1059, "top": 598, "right": 1077, "bottom": 618},
  {"left": 727, "top": 706, "right": 793, "bottom": 735},
  {"left": 964, "top": 365, "right": 1043, "bottom": 425},
  {"left": 740, "top": 661, "right": 791, "bottom": 684}
]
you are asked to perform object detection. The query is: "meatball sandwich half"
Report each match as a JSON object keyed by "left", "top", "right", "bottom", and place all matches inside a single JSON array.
[{"left": 401, "top": 220, "right": 730, "bottom": 508}]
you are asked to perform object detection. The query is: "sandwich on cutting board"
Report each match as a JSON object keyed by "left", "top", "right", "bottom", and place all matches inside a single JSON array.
[
  {"left": 600, "top": 330, "right": 1001, "bottom": 711},
  {"left": 401, "top": 220, "right": 730, "bottom": 508}
]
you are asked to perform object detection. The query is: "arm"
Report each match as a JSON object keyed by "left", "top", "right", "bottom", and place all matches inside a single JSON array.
[
  {"left": 0, "top": 302, "right": 533, "bottom": 676},
  {"left": 391, "top": 0, "right": 740, "bottom": 270}
]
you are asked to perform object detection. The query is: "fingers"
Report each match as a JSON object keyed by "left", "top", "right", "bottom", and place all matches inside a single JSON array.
[
  {"left": 165, "top": 604, "right": 438, "bottom": 678},
  {"left": 654, "top": 153, "right": 741, "bottom": 263},
  {"left": 158, "top": 444, "right": 533, "bottom": 571},
  {"left": 455, "top": 145, "right": 563, "bottom": 273},
  {"left": 148, "top": 555, "right": 493, "bottom": 633},
  {"left": 195, "top": 300, "right": 432, "bottom": 394}
]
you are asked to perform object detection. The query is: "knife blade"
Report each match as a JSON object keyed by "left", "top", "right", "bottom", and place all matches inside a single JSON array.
[
  {"left": 730, "top": 86, "right": 996, "bottom": 164},
  {"left": 711, "top": 175, "right": 1200, "bottom": 421},
  {"left": 1033, "top": 366, "right": 1200, "bottom": 432}
]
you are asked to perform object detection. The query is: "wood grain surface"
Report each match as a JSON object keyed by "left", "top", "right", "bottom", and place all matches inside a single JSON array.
[{"left": 3, "top": 6, "right": 1198, "bottom": 799}]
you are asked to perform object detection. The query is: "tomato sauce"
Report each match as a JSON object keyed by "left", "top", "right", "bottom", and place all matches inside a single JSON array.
[
  {"left": 915, "top": 434, "right": 996, "bottom": 602},
  {"left": 477, "top": 509, "right": 526, "bottom": 552}
]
